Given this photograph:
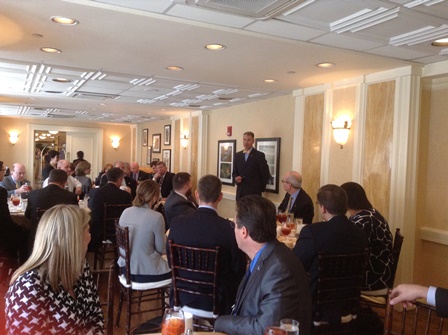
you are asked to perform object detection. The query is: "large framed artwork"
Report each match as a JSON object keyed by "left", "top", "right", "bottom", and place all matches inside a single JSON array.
[
  {"left": 164, "top": 125, "right": 171, "bottom": 146},
  {"left": 162, "top": 149, "right": 171, "bottom": 171},
  {"left": 152, "top": 133, "right": 161, "bottom": 153},
  {"left": 146, "top": 146, "right": 152, "bottom": 165},
  {"left": 142, "top": 129, "right": 148, "bottom": 146},
  {"left": 255, "top": 137, "right": 281, "bottom": 194},
  {"left": 217, "top": 140, "right": 236, "bottom": 186}
]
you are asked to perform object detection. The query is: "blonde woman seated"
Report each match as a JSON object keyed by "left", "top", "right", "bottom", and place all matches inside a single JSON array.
[
  {"left": 118, "top": 179, "right": 171, "bottom": 282},
  {"left": 5, "top": 205, "right": 104, "bottom": 335}
]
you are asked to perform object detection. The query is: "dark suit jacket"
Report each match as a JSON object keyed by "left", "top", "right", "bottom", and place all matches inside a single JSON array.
[
  {"left": 167, "top": 207, "right": 247, "bottom": 315},
  {"left": 232, "top": 148, "right": 271, "bottom": 200},
  {"left": 164, "top": 191, "right": 196, "bottom": 228},
  {"left": 130, "top": 170, "right": 152, "bottom": 182},
  {"left": 156, "top": 172, "right": 174, "bottom": 198},
  {"left": 88, "top": 182, "right": 132, "bottom": 251},
  {"left": 0, "top": 175, "right": 31, "bottom": 197},
  {"left": 25, "top": 184, "right": 78, "bottom": 226},
  {"left": 293, "top": 214, "right": 368, "bottom": 322},
  {"left": 436, "top": 287, "right": 448, "bottom": 317},
  {"left": 42, "top": 164, "right": 54, "bottom": 180},
  {"left": 215, "top": 240, "right": 312, "bottom": 335},
  {"left": 99, "top": 174, "right": 137, "bottom": 199},
  {"left": 278, "top": 188, "right": 314, "bottom": 224}
]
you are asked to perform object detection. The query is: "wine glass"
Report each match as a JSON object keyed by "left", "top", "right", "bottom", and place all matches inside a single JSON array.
[
  {"left": 264, "top": 326, "right": 287, "bottom": 335},
  {"left": 11, "top": 196, "right": 21, "bottom": 211},
  {"left": 161, "top": 308, "right": 185, "bottom": 335},
  {"left": 280, "top": 318, "right": 299, "bottom": 335},
  {"left": 281, "top": 222, "right": 292, "bottom": 236}
]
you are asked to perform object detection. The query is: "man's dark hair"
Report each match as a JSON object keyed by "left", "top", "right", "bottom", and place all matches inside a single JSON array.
[
  {"left": 106, "top": 167, "right": 124, "bottom": 182},
  {"left": 48, "top": 169, "right": 68, "bottom": 184},
  {"left": 156, "top": 161, "right": 166, "bottom": 168},
  {"left": 317, "top": 184, "right": 348, "bottom": 215},
  {"left": 76, "top": 151, "right": 84, "bottom": 158},
  {"left": 173, "top": 172, "right": 191, "bottom": 191},
  {"left": 340, "top": 182, "right": 373, "bottom": 210},
  {"left": 243, "top": 131, "right": 255, "bottom": 138},
  {"left": 235, "top": 195, "right": 276, "bottom": 243},
  {"left": 47, "top": 150, "right": 59, "bottom": 159},
  {"left": 198, "top": 175, "right": 221, "bottom": 203}
]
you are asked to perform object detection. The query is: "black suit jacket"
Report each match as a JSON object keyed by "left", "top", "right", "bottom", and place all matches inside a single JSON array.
[
  {"left": 164, "top": 191, "right": 196, "bottom": 228},
  {"left": 99, "top": 174, "right": 137, "bottom": 199},
  {"left": 278, "top": 188, "right": 314, "bottom": 224},
  {"left": 293, "top": 214, "right": 368, "bottom": 322},
  {"left": 167, "top": 207, "right": 247, "bottom": 314},
  {"left": 215, "top": 240, "right": 312, "bottom": 335},
  {"left": 156, "top": 172, "right": 174, "bottom": 198},
  {"left": 88, "top": 182, "right": 132, "bottom": 251},
  {"left": 232, "top": 148, "right": 271, "bottom": 200},
  {"left": 25, "top": 184, "right": 78, "bottom": 226},
  {"left": 130, "top": 170, "right": 152, "bottom": 182},
  {"left": 436, "top": 287, "right": 448, "bottom": 317}
]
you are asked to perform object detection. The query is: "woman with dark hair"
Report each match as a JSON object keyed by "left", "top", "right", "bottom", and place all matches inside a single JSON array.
[
  {"left": 94, "top": 163, "right": 113, "bottom": 186},
  {"left": 340, "top": 182, "right": 393, "bottom": 293}
]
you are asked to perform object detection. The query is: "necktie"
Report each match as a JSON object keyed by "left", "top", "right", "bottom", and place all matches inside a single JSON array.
[
  {"left": 133, "top": 173, "right": 138, "bottom": 181},
  {"left": 244, "top": 150, "right": 249, "bottom": 162},
  {"left": 15, "top": 181, "right": 19, "bottom": 189},
  {"left": 286, "top": 196, "right": 292, "bottom": 213},
  {"left": 158, "top": 176, "right": 164, "bottom": 187}
]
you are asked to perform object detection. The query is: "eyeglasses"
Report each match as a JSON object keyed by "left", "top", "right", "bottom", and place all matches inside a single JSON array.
[{"left": 281, "top": 180, "right": 291, "bottom": 184}]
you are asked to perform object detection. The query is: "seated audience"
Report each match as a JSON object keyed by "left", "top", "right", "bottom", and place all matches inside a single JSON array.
[
  {"left": 390, "top": 284, "right": 448, "bottom": 317},
  {"left": 167, "top": 175, "right": 246, "bottom": 314},
  {"left": 74, "top": 160, "right": 93, "bottom": 199},
  {"left": 153, "top": 161, "right": 174, "bottom": 199},
  {"left": 5, "top": 205, "right": 104, "bottom": 334},
  {"left": 99, "top": 161, "right": 136, "bottom": 198},
  {"left": 95, "top": 163, "right": 112, "bottom": 186},
  {"left": 0, "top": 163, "right": 32, "bottom": 197},
  {"left": 42, "top": 160, "right": 82, "bottom": 195},
  {"left": 214, "top": 195, "right": 312, "bottom": 335},
  {"left": 88, "top": 167, "right": 132, "bottom": 251},
  {"left": 0, "top": 160, "right": 28, "bottom": 264},
  {"left": 278, "top": 171, "right": 314, "bottom": 224},
  {"left": 129, "top": 161, "right": 152, "bottom": 182},
  {"left": 42, "top": 149, "right": 60, "bottom": 180},
  {"left": 293, "top": 184, "right": 368, "bottom": 323},
  {"left": 340, "top": 182, "right": 393, "bottom": 293},
  {"left": 164, "top": 172, "right": 197, "bottom": 229},
  {"left": 118, "top": 180, "right": 171, "bottom": 282}
]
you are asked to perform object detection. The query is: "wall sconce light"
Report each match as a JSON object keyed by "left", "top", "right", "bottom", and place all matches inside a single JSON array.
[
  {"left": 180, "top": 134, "right": 189, "bottom": 149},
  {"left": 9, "top": 132, "right": 19, "bottom": 145},
  {"left": 331, "top": 119, "right": 351, "bottom": 149},
  {"left": 111, "top": 137, "right": 120, "bottom": 150}
]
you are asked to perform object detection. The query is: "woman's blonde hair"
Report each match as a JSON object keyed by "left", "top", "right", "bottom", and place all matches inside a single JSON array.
[
  {"left": 133, "top": 179, "right": 160, "bottom": 207},
  {"left": 75, "top": 161, "right": 91, "bottom": 176},
  {"left": 10, "top": 205, "right": 90, "bottom": 292}
]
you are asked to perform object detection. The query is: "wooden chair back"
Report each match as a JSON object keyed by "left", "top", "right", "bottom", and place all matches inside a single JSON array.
[
  {"left": 91, "top": 263, "right": 115, "bottom": 335},
  {"left": 388, "top": 228, "right": 404, "bottom": 289}
]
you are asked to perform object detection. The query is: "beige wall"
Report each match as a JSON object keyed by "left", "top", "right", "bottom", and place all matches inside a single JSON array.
[{"left": 139, "top": 119, "right": 172, "bottom": 168}]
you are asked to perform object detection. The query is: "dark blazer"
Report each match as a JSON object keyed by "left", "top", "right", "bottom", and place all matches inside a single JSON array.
[
  {"left": 42, "top": 164, "right": 54, "bottom": 180},
  {"left": 164, "top": 191, "right": 197, "bottom": 228},
  {"left": 0, "top": 175, "right": 31, "bottom": 197},
  {"left": 436, "top": 287, "right": 448, "bottom": 317},
  {"left": 215, "top": 240, "right": 312, "bottom": 335},
  {"left": 167, "top": 207, "right": 247, "bottom": 315},
  {"left": 156, "top": 172, "right": 175, "bottom": 198},
  {"left": 130, "top": 169, "right": 152, "bottom": 182},
  {"left": 25, "top": 184, "right": 78, "bottom": 225},
  {"left": 232, "top": 148, "right": 271, "bottom": 200},
  {"left": 293, "top": 214, "right": 368, "bottom": 322},
  {"left": 88, "top": 182, "right": 132, "bottom": 251},
  {"left": 99, "top": 174, "right": 137, "bottom": 199},
  {"left": 278, "top": 188, "right": 314, "bottom": 224}
]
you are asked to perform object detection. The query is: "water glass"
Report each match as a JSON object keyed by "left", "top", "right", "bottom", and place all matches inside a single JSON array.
[
  {"left": 280, "top": 318, "right": 299, "bottom": 335},
  {"left": 161, "top": 308, "right": 185, "bottom": 335},
  {"left": 264, "top": 326, "right": 287, "bottom": 335}
]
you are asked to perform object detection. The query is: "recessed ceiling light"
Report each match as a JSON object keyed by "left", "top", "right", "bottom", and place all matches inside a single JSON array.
[
  {"left": 205, "top": 44, "right": 226, "bottom": 51},
  {"left": 218, "top": 97, "right": 233, "bottom": 101},
  {"left": 52, "top": 78, "right": 72, "bottom": 83},
  {"left": 32, "top": 33, "right": 43, "bottom": 38},
  {"left": 41, "top": 47, "right": 62, "bottom": 53},
  {"left": 264, "top": 79, "right": 277, "bottom": 83},
  {"left": 45, "top": 90, "right": 63, "bottom": 94},
  {"left": 316, "top": 62, "right": 335, "bottom": 68},
  {"left": 51, "top": 16, "right": 79, "bottom": 25},
  {"left": 431, "top": 38, "right": 448, "bottom": 47},
  {"left": 287, "top": 71, "right": 296, "bottom": 74},
  {"left": 189, "top": 104, "right": 201, "bottom": 108},
  {"left": 165, "top": 66, "right": 183, "bottom": 71}
]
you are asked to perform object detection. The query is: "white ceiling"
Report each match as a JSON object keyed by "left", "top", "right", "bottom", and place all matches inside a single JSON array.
[{"left": 0, "top": 0, "right": 447, "bottom": 124}]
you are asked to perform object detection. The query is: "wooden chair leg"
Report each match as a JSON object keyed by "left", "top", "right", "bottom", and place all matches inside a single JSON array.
[
  {"left": 126, "top": 287, "right": 132, "bottom": 335},
  {"left": 116, "top": 288, "right": 124, "bottom": 327},
  {"left": 384, "top": 292, "right": 393, "bottom": 335}
]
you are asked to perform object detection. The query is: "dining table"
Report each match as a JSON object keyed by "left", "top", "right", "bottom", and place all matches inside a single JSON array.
[
  {"left": 143, "top": 332, "right": 227, "bottom": 335},
  {"left": 9, "top": 201, "right": 32, "bottom": 231}
]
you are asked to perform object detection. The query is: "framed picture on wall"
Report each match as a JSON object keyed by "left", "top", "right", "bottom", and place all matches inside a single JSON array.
[
  {"left": 164, "top": 125, "right": 171, "bottom": 146},
  {"left": 217, "top": 139, "right": 236, "bottom": 186},
  {"left": 142, "top": 129, "right": 148, "bottom": 146},
  {"left": 162, "top": 149, "right": 171, "bottom": 171},
  {"left": 146, "top": 146, "right": 152, "bottom": 165},
  {"left": 152, "top": 133, "right": 161, "bottom": 153},
  {"left": 255, "top": 137, "right": 281, "bottom": 193}
]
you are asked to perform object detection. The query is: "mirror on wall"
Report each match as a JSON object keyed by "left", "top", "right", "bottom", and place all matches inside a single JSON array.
[{"left": 33, "top": 130, "right": 66, "bottom": 186}]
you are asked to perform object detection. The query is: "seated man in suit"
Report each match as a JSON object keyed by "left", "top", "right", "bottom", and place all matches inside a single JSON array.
[
  {"left": 167, "top": 175, "right": 246, "bottom": 315},
  {"left": 164, "top": 172, "right": 197, "bottom": 229},
  {"left": 153, "top": 161, "right": 174, "bottom": 199},
  {"left": 0, "top": 163, "right": 32, "bottom": 197},
  {"left": 88, "top": 167, "right": 132, "bottom": 251},
  {"left": 293, "top": 184, "right": 368, "bottom": 323},
  {"left": 99, "top": 161, "right": 136, "bottom": 198},
  {"left": 42, "top": 160, "right": 82, "bottom": 195},
  {"left": 278, "top": 171, "right": 314, "bottom": 224},
  {"left": 130, "top": 162, "right": 152, "bottom": 182},
  {"left": 215, "top": 195, "right": 312, "bottom": 335},
  {"left": 390, "top": 284, "right": 448, "bottom": 317}
]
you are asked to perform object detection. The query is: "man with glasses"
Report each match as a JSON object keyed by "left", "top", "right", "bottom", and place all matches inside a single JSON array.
[
  {"left": 215, "top": 195, "right": 312, "bottom": 335},
  {"left": 0, "top": 163, "right": 32, "bottom": 197},
  {"left": 278, "top": 171, "right": 314, "bottom": 224}
]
